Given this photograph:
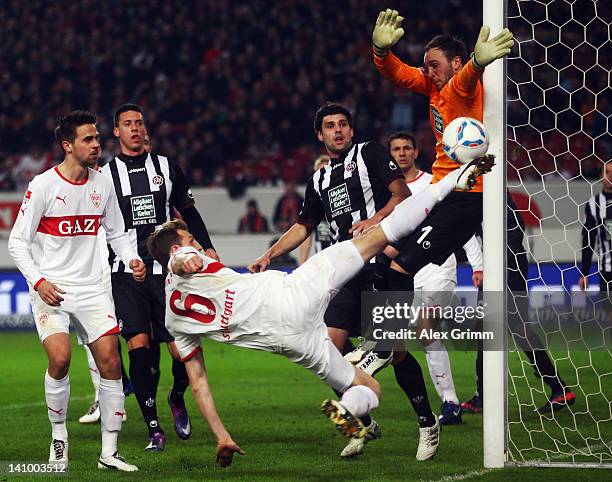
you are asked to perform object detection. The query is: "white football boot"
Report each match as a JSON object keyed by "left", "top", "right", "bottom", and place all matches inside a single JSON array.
[
  {"left": 79, "top": 400, "right": 100, "bottom": 424},
  {"left": 416, "top": 417, "right": 440, "bottom": 461},
  {"left": 356, "top": 349, "right": 393, "bottom": 377},
  {"left": 49, "top": 439, "right": 68, "bottom": 463},
  {"left": 98, "top": 452, "right": 138, "bottom": 472},
  {"left": 344, "top": 337, "right": 378, "bottom": 364},
  {"left": 340, "top": 419, "right": 381, "bottom": 458}
]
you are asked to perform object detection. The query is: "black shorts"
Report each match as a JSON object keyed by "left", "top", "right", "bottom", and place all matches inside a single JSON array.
[
  {"left": 111, "top": 273, "right": 173, "bottom": 343},
  {"left": 393, "top": 191, "right": 483, "bottom": 274},
  {"left": 324, "top": 264, "right": 377, "bottom": 337}
]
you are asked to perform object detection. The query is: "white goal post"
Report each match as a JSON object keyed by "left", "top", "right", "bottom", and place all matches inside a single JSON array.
[
  {"left": 482, "top": 0, "right": 507, "bottom": 469},
  {"left": 483, "top": 0, "right": 612, "bottom": 469}
]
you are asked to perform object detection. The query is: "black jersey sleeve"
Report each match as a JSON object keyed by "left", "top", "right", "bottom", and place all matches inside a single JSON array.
[
  {"left": 297, "top": 178, "right": 325, "bottom": 228},
  {"left": 169, "top": 161, "right": 195, "bottom": 211},
  {"left": 360, "top": 142, "right": 403, "bottom": 186}
]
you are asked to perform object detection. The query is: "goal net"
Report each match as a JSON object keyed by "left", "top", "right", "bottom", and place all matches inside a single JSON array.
[{"left": 503, "top": 0, "right": 612, "bottom": 467}]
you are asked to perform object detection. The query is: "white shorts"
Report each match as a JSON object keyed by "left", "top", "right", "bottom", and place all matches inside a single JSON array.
[
  {"left": 31, "top": 283, "right": 119, "bottom": 345},
  {"left": 275, "top": 243, "right": 363, "bottom": 392}
]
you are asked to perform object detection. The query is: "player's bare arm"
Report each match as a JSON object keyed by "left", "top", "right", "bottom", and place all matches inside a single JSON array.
[
  {"left": 184, "top": 351, "right": 244, "bottom": 467},
  {"left": 349, "top": 178, "right": 411, "bottom": 236},
  {"left": 248, "top": 222, "right": 312, "bottom": 273}
]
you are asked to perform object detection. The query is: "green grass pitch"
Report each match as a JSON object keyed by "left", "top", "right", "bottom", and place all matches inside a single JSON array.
[{"left": 0, "top": 332, "right": 610, "bottom": 481}]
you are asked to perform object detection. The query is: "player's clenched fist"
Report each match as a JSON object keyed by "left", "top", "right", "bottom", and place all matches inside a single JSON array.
[
  {"left": 129, "top": 259, "right": 146, "bottom": 282},
  {"left": 372, "top": 8, "right": 405, "bottom": 56},
  {"left": 216, "top": 439, "right": 245, "bottom": 467},
  {"left": 182, "top": 253, "right": 204, "bottom": 274},
  {"left": 36, "top": 280, "right": 66, "bottom": 306}
]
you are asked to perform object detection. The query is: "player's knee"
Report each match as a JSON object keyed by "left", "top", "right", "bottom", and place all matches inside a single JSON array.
[
  {"left": 127, "top": 332, "right": 149, "bottom": 351},
  {"left": 48, "top": 354, "right": 70, "bottom": 378},
  {"left": 97, "top": 352, "right": 121, "bottom": 379}
]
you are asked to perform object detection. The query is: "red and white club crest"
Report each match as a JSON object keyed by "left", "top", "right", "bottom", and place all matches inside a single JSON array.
[
  {"left": 345, "top": 161, "right": 357, "bottom": 173},
  {"left": 90, "top": 192, "right": 101, "bottom": 208},
  {"left": 37, "top": 312, "right": 49, "bottom": 326},
  {"left": 152, "top": 175, "right": 164, "bottom": 186}
]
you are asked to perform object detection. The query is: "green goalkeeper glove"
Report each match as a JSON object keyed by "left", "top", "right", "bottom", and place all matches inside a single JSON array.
[
  {"left": 472, "top": 26, "right": 514, "bottom": 69},
  {"left": 372, "top": 8, "right": 405, "bottom": 56}
]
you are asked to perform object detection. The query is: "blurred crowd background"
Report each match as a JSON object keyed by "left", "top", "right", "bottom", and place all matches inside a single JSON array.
[{"left": 0, "top": 0, "right": 608, "bottom": 193}]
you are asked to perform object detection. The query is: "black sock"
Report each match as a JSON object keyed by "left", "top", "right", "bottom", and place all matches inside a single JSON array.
[
  {"left": 169, "top": 359, "right": 189, "bottom": 404},
  {"left": 341, "top": 338, "right": 355, "bottom": 356},
  {"left": 393, "top": 352, "right": 436, "bottom": 428},
  {"left": 150, "top": 342, "right": 161, "bottom": 395},
  {"left": 524, "top": 350, "right": 565, "bottom": 393},
  {"left": 382, "top": 268, "right": 415, "bottom": 358},
  {"left": 129, "top": 346, "right": 162, "bottom": 435}
]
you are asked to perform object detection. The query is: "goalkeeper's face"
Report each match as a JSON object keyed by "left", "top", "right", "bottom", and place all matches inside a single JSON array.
[
  {"left": 424, "top": 48, "right": 460, "bottom": 91},
  {"left": 317, "top": 114, "right": 354, "bottom": 156}
]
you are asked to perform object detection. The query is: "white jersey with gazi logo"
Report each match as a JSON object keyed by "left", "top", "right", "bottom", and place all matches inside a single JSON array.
[
  {"left": 9, "top": 166, "right": 139, "bottom": 289},
  {"left": 165, "top": 247, "right": 286, "bottom": 360}
]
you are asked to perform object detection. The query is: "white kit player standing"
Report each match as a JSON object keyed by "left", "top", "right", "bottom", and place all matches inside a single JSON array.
[
  {"left": 8, "top": 111, "right": 145, "bottom": 471},
  {"left": 387, "top": 132, "right": 482, "bottom": 425}
]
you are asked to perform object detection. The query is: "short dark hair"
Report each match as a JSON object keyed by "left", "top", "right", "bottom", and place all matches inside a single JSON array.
[
  {"left": 387, "top": 131, "right": 417, "bottom": 150},
  {"left": 313, "top": 102, "right": 352, "bottom": 134},
  {"left": 54, "top": 110, "right": 97, "bottom": 153},
  {"left": 425, "top": 34, "right": 468, "bottom": 65},
  {"left": 113, "top": 103, "right": 144, "bottom": 127},
  {"left": 147, "top": 219, "right": 188, "bottom": 270}
]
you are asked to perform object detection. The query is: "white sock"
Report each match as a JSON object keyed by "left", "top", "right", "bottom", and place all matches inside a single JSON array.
[
  {"left": 99, "top": 377, "right": 124, "bottom": 458},
  {"left": 45, "top": 370, "right": 69, "bottom": 441},
  {"left": 380, "top": 187, "right": 438, "bottom": 243},
  {"left": 424, "top": 340, "right": 459, "bottom": 404},
  {"left": 340, "top": 385, "right": 379, "bottom": 417},
  {"left": 429, "top": 164, "right": 467, "bottom": 201},
  {"left": 380, "top": 164, "right": 470, "bottom": 243},
  {"left": 84, "top": 346, "right": 100, "bottom": 403}
]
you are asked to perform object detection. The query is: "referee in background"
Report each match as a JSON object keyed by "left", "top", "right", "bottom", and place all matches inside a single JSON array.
[
  {"left": 102, "top": 103, "right": 218, "bottom": 451},
  {"left": 580, "top": 160, "right": 612, "bottom": 294}
]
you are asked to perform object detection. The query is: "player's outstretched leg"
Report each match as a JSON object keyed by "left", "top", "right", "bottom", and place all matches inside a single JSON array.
[{"left": 43, "top": 334, "right": 71, "bottom": 464}]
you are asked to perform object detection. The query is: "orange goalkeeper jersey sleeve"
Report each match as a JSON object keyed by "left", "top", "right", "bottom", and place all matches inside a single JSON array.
[{"left": 374, "top": 52, "right": 485, "bottom": 192}]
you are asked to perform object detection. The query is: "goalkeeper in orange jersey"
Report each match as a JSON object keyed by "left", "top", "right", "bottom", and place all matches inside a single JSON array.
[
  {"left": 365, "top": 10, "right": 575, "bottom": 418},
  {"left": 342, "top": 9, "right": 513, "bottom": 426}
]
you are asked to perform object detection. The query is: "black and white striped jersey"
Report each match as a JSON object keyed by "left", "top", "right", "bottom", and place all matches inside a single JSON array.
[
  {"left": 581, "top": 191, "right": 612, "bottom": 274},
  {"left": 298, "top": 142, "right": 402, "bottom": 244},
  {"left": 101, "top": 151, "right": 194, "bottom": 274}
]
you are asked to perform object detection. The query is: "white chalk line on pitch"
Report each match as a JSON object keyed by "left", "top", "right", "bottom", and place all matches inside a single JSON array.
[
  {"left": 421, "top": 441, "right": 612, "bottom": 482},
  {"left": 0, "top": 386, "right": 170, "bottom": 411}
]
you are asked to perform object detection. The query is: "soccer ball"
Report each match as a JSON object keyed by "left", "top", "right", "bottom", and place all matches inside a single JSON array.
[{"left": 442, "top": 117, "right": 489, "bottom": 164}]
